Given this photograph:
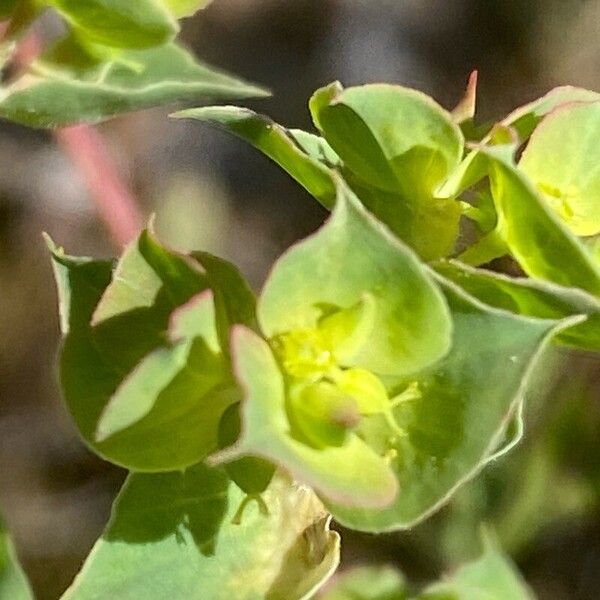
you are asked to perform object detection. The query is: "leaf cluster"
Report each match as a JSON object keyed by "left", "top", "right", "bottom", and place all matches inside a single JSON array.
[
  {"left": 2, "top": 8, "right": 600, "bottom": 594},
  {"left": 0, "top": 0, "right": 267, "bottom": 126}
]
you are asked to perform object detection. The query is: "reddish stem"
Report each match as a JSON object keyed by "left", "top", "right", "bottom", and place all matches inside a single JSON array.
[
  {"left": 3, "top": 22, "right": 144, "bottom": 248},
  {"left": 55, "top": 126, "right": 144, "bottom": 248}
]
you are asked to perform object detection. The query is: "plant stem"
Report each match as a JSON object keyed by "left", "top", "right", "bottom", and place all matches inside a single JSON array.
[
  {"left": 54, "top": 126, "right": 144, "bottom": 248},
  {"left": 2, "top": 21, "right": 144, "bottom": 249}
]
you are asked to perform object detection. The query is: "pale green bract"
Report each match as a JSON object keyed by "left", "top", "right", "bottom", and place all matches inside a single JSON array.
[
  {"left": 479, "top": 146, "right": 600, "bottom": 296},
  {"left": 47, "top": 230, "right": 252, "bottom": 472},
  {"left": 61, "top": 467, "right": 340, "bottom": 600},
  {"left": 434, "top": 260, "right": 600, "bottom": 351},
  {"left": 519, "top": 101, "right": 600, "bottom": 237}
]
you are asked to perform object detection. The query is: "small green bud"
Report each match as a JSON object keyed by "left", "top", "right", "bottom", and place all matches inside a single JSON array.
[{"left": 288, "top": 381, "right": 360, "bottom": 448}]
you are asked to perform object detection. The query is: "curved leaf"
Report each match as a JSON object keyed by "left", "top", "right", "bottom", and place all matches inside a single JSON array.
[
  {"left": 481, "top": 146, "right": 600, "bottom": 296},
  {"left": 49, "top": 233, "right": 244, "bottom": 471},
  {"left": 45, "top": 0, "right": 178, "bottom": 49},
  {"left": 441, "top": 85, "right": 600, "bottom": 198},
  {"left": 519, "top": 101, "right": 600, "bottom": 236},
  {"left": 309, "top": 82, "right": 464, "bottom": 199},
  {"left": 93, "top": 290, "right": 237, "bottom": 471},
  {"left": 258, "top": 180, "right": 452, "bottom": 377},
  {"left": 434, "top": 260, "right": 600, "bottom": 351},
  {"left": 173, "top": 106, "right": 337, "bottom": 208},
  {"left": 0, "top": 39, "right": 268, "bottom": 127},
  {"left": 327, "top": 281, "right": 569, "bottom": 532},
  {"left": 62, "top": 466, "right": 340, "bottom": 600},
  {"left": 502, "top": 85, "right": 600, "bottom": 141}
]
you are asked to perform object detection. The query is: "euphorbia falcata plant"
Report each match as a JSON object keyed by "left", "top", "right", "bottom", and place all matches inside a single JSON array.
[{"left": 1, "top": 2, "right": 600, "bottom": 599}]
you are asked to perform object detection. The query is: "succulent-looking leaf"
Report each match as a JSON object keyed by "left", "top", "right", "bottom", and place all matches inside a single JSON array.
[
  {"left": 319, "top": 565, "right": 407, "bottom": 600},
  {"left": 174, "top": 106, "right": 338, "bottom": 208},
  {"left": 327, "top": 280, "right": 570, "bottom": 532},
  {"left": 259, "top": 179, "right": 452, "bottom": 377},
  {"left": 45, "top": 0, "right": 178, "bottom": 49},
  {"left": 434, "top": 260, "right": 600, "bottom": 351},
  {"left": 61, "top": 466, "right": 340, "bottom": 600},
  {"left": 480, "top": 146, "right": 600, "bottom": 296},
  {"left": 519, "top": 101, "right": 600, "bottom": 236},
  {"left": 162, "top": 0, "right": 212, "bottom": 18},
  {"left": 309, "top": 82, "right": 464, "bottom": 199},
  {"left": 418, "top": 535, "right": 534, "bottom": 599},
  {"left": 0, "top": 520, "right": 34, "bottom": 600},
  {"left": 49, "top": 233, "right": 246, "bottom": 471},
  {"left": 213, "top": 325, "right": 398, "bottom": 509},
  {"left": 0, "top": 38, "right": 268, "bottom": 127}
]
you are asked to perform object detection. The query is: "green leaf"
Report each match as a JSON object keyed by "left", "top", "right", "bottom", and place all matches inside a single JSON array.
[
  {"left": 45, "top": 0, "right": 178, "bottom": 49},
  {"left": 212, "top": 326, "right": 398, "bottom": 509},
  {"left": 62, "top": 466, "right": 340, "bottom": 600},
  {"left": 174, "top": 106, "right": 338, "bottom": 208},
  {"left": 418, "top": 536, "right": 534, "bottom": 600},
  {"left": 93, "top": 228, "right": 208, "bottom": 325},
  {"left": 0, "top": 520, "right": 34, "bottom": 600},
  {"left": 327, "top": 281, "right": 567, "bottom": 531},
  {"left": 441, "top": 86, "right": 600, "bottom": 198},
  {"left": 0, "top": 38, "right": 268, "bottom": 127},
  {"left": 258, "top": 179, "right": 452, "bottom": 377},
  {"left": 345, "top": 173, "right": 462, "bottom": 260},
  {"left": 319, "top": 566, "right": 407, "bottom": 600},
  {"left": 92, "top": 290, "right": 237, "bottom": 471},
  {"left": 50, "top": 232, "right": 240, "bottom": 471},
  {"left": 434, "top": 260, "right": 600, "bottom": 351},
  {"left": 501, "top": 85, "right": 600, "bottom": 141},
  {"left": 162, "top": 0, "right": 212, "bottom": 18},
  {"left": 175, "top": 102, "right": 461, "bottom": 260},
  {"left": 519, "top": 101, "right": 600, "bottom": 236},
  {"left": 309, "top": 82, "right": 464, "bottom": 199},
  {"left": 481, "top": 146, "right": 600, "bottom": 296}
]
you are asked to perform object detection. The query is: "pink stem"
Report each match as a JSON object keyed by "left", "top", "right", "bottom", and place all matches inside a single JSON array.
[
  {"left": 54, "top": 126, "right": 145, "bottom": 248},
  {"left": 2, "top": 22, "right": 144, "bottom": 249}
]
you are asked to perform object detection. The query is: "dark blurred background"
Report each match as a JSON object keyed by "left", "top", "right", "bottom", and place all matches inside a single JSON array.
[{"left": 1, "top": 1, "right": 600, "bottom": 598}]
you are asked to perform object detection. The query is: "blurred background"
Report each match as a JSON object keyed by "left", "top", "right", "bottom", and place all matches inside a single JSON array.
[{"left": 1, "top": 1, "right": 600, "bottom": 598}]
